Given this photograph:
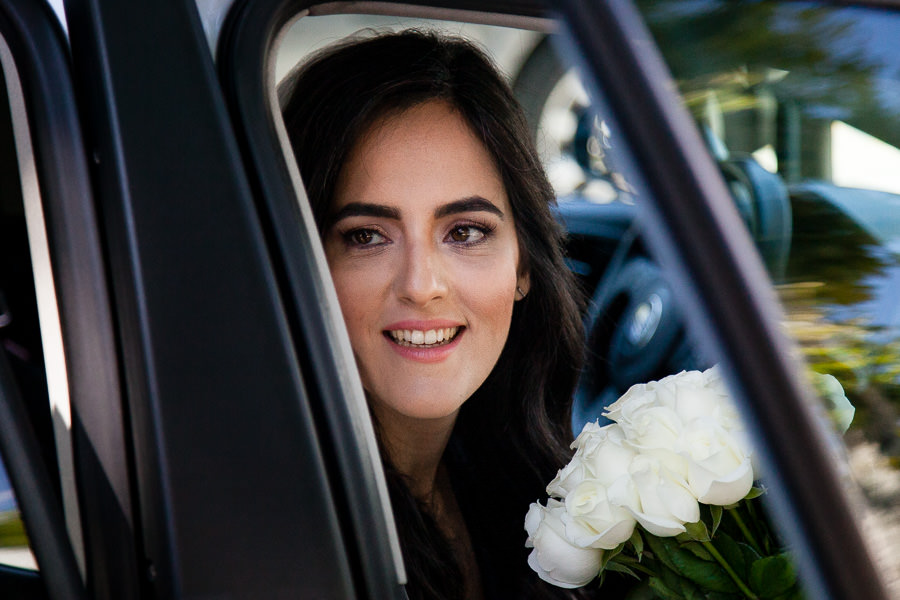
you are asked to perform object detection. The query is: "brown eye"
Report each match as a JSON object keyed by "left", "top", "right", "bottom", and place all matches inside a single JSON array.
[
  {"left": 352, "top": 230, "right": 374, "bottom": 245},
  {"left": 449, "top": 226, "right": 471, "bottom": 242},
  {"left": 344, "top": 228, "right": 386, "bottom": 247},
  {"left": 448, "top": 225, "right": 485, "bottom": 243}
]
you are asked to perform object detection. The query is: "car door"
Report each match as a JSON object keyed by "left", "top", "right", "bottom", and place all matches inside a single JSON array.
[
  {"left": 0, "top": 0, "right": 132, "bottom": 598},
  {"left": 1, "top": 0, "right": 886, "bottom": 598},
  {"left": 60, "top": 0, "right": 401, "bottom": 598}
]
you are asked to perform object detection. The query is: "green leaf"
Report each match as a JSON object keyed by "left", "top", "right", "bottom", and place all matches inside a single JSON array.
[
  {"left": 713, "top": 532, "right": 748, "bottom": 581},
  {"left": 771, "top": 586, "right": 804, "bottom": 600},
  {"left": 676, "top": 576, "right": 704, "bottom": 600},
  {"left": 739, "top": 543, "right": 763, "bottom": 575},
  {"left": 600, "top": 543, "right": 625, "bottom": 571},
  {"left": 648, "top": 577, "right": 683, "bottom": 600},
  {"left": 749, "top": 554, "right": 797, "bottom": 598},
  {"left": 744, "top": 486, "right": 766, "bottom": 501},
  {"left": 646, "top": 535, "right": 739, "bottom": 593},
  {"left": 604, "top": 561, "right": 639, "bottom": 579},
  {"left": 683, "top": 519, "right": 711, "bottom": 542},
  {"left": 643, "top": 533, "right": 679, "bottom": 573},
  {"left": 630, "top": 528, "right": 645, "bottom": 561},
  {"left": 682, "top": 541, "right": 714, "bottom": 561},
  {"left": 710, "top": 505, "right": 724, "bottom": 537}
]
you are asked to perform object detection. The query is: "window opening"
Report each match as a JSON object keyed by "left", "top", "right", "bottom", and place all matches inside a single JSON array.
[{"left": 0, "top": 27, "right": 83, "bottom": 572}]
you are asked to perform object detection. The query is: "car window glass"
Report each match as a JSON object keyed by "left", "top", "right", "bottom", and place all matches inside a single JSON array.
[
  {"left": 272, "top": 9, "right": 864, "bottom": 596},
  {"left": 0, "top": 48, "right": 55, "bottom": 574},
  {"left": 631, "top": 0, "right": 900, "bottom": 593},
  {"left": 0, "top": 465, "right": 32, "bottom": 570}
]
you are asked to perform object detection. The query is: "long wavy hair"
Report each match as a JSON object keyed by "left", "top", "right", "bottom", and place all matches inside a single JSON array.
[{"left": 280, "top": 29, "right": 588, "bottom": 598}]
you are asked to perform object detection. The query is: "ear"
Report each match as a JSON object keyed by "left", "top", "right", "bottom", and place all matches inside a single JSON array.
[{"left": 515, "top": 272, "right": 531, "bottom": 301}]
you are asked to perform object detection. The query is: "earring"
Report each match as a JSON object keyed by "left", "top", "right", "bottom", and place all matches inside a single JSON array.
[{"left": 515, "top": 286, "right": 527, "bottom": 300}]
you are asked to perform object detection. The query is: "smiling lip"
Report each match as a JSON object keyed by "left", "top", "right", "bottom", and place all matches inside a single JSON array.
[{"left": 383, "top": 320, "right": 465, "bottom": 363}]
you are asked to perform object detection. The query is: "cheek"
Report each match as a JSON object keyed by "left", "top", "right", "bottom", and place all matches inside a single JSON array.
[
  {"left": 457, "top": 258, "right": 519, "bottom": 328},
  {"left": 329, "top": 263, "right": 383, "bottom": 342}
]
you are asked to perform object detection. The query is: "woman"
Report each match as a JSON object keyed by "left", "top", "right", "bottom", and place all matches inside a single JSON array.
[{"left": 280, "top": 30, "right": 592, "bottom": 598}]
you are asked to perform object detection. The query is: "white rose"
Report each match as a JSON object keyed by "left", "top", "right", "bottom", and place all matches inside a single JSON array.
[
  {"left": 563, "top": 479, "right": 636, "bottom": 549},
  {"left": 581, "top": 424, "right": 637, "bottom": 486},
  {"left": 615, "top": 404, "right": 684, "bottom": 452},
  {"left": 610, "top": 454, "right": 700, "bottom": 537},
  {"left": 572, "top": 420, "right": 605, "bottom": 450},
  {"left": 606, "top": 367, "right": 742, "bottom": 442},
  {"left": 603, "top": 366, "right": 756, "bottom": 509},
  {"left": 547, "top": 452, "right": 593, "bottom": 499},
  {"left": 682, "top": 418, "right": 754, "bottom": 505},
  {"left": 525, "top": 500, "right": 603, "bottom": 588},
  {"left": 547, "top": 423, "right": 636, "bottom": 498},
  {"left": 814, "top": 372, "right": 855, "bottom": 433}
]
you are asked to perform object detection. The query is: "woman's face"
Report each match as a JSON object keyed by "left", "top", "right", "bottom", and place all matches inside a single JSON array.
[{"left": 324, "top": 100, "right": 528, "bottom": 428}]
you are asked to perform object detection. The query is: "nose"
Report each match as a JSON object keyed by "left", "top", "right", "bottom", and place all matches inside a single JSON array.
[{"left": 394, "top": 239, "right": 448, "bottom": 306}]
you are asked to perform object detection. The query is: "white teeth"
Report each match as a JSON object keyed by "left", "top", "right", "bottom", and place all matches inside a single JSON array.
[{"left": 388, "top": 327, "right": 459, "bottom": 347}]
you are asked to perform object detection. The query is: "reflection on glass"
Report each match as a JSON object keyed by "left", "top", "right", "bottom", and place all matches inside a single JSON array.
[
  {"left": 0, "top": 461, "right": 34, "bottom": 570},
  {"left": 635, "top": 0, "right": 900, "bottom": 594}
]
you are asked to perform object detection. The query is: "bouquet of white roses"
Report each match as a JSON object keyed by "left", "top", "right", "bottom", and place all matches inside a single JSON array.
[{"left": 525, "top": 367, "right": 806, "bottom": 599}]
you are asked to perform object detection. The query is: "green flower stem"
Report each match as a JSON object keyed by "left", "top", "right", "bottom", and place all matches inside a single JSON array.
[
  {"left": 701, "top": 540, "right": 759, "bottom": 599},
  {"left": 729, "top": 508, "right": 763, "bottom": 555},
  {"left": 743, "top": 499, "right": 772, "bottom": 555}
]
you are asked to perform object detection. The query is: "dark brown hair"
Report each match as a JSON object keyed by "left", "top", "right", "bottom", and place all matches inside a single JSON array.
[{"left": 280, "top": 29, "right": 587, "bottom": 598}]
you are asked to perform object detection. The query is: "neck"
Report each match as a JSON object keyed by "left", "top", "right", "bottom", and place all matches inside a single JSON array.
[{"left": 373, "top": 405, "right": 458, "bottom": 501}]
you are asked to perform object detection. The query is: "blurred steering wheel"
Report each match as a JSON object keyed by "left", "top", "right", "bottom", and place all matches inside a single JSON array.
[{"left": 513, "top": 36, "right": 703, "bottom": 429}]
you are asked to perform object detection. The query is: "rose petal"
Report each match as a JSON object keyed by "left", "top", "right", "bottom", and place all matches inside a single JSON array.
[
  {"left": 526, "top": 504, "right": 603, "bottom": 588},
  {"left": 692, "top": 458, "right": 754, "bottom": 505}
]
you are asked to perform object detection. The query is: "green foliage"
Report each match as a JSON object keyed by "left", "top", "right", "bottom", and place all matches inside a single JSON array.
[
  {"left": 602, "top": 501, "right": 803, "bottom": 599},
  {"left": 682, "top": 542, "right": 713, "bottom": 562},
  {"left": 744, "top": 488, "right": 766, "bottom": 502},
  {"left": 683, "top": 520, "right": 711, "bottom": 543},
  {"left": 605, "top": 560, "right": 640, "bottom": 580},
  {"left": 750, "top": 555, "right": 797, "bottom": 598},
  {"left": 0, "top": 512, "right": 28, "bottom": 548},
  {"left": 649, "top": 576, "right": 685, "bottom": 600},
  {"left": 601, "top": 542, "right": 626, "bottom": 571},
  {"left": 631, "top": 529, "right": 645, "bottom": 561},
  {"left": 646, "top": 535, "right": 739, "bottom": 594},
  {"left": 710, "top": 506, "right": 724, "bottom": 537}
]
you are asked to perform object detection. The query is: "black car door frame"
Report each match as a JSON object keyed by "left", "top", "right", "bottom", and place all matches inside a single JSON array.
[
  {"left": 63, "top": 0, "right": 382, "bottom": 597},
  {"left": 0, "top": 0, "right": 132, "bottom": 598}
]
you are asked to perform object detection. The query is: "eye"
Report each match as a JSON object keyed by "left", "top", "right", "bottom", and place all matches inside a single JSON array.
[
  {"left": 447, "top": 225, "right": 487, "bottom": 244},
  {"left": 344, "top": 228, "right": 386, "bottom": 247}
]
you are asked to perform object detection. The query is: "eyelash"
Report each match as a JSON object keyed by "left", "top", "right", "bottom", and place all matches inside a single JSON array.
[
  {"left": 340, "top": 227, "right": 388, "bottom": 248},
  {"left": 338, "top": 220, "right": 497, "bottom": 249},
  {"left": 445, "top": 220, "right": 497, "bottom": 246}
]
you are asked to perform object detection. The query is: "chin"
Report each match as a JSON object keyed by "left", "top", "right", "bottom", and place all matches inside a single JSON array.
[{"left": 369, "top": 385, "right": 470, "bottom": 422}]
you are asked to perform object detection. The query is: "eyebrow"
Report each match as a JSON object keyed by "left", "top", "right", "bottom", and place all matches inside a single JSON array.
[
  {"left": 434, "top": 196, "right": 504, "bottom": 219},
  {"left": 329, "top": 196, "right": 505, "bottom": 226},
  {"left": 330, "top": 202, "right": 401, "bottom": 224}
]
